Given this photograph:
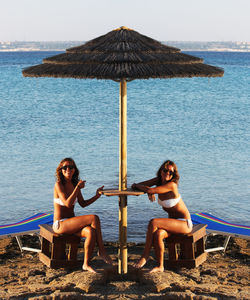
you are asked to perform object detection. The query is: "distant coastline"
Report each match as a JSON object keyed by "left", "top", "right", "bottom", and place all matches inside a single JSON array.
[{"left": 0, "top": 41, "right": 250, "bottom": 52}]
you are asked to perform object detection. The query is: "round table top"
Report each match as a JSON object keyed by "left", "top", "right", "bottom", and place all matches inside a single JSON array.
[{"left": 100, "top": 188, "right": 145, "bottom": 196}]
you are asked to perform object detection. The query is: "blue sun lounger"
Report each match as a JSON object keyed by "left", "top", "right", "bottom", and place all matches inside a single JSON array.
[
  {"left": 0, "top": 212, "right": 53, "bottom": 253},
  {"left": 191, "top": 212, "right": 250, "bottom": 252}
]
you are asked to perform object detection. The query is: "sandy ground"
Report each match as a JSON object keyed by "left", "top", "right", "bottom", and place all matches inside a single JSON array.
[{"left": 0, "top": 235, "right": 249, "bottom": 300}]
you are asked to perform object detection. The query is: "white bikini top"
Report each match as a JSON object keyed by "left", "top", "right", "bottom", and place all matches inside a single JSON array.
[
  {"left": 54, "top": 198, "right": 77, "bottom": 207},
  {"left": 158, "top": 195, "right": 181, "bottom": 208}
]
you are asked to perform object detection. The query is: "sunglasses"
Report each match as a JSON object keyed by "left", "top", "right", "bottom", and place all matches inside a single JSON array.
[
  {"left": 162, "top": 168, "right": 174, "bottom": 176},
  {"left": 61, "top": 165, "right": 75, "bottom": 171}
]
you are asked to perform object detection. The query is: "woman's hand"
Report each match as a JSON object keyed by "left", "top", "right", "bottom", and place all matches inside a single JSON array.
[
  {"left": 131, "top": 183, "right": 137, "bottom": 190},
  {"left": 77, "top": 180, "right": 86, "bottom": 189},
  {"left": 147, "top": 193, "right": 156, "bottom": 202},
  {"left": 96, "top": 185, "right": 104, "bottom": 198}
]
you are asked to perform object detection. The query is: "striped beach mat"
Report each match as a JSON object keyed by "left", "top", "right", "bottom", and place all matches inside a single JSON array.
[
  {"left": 0, "top": 212, "right": 53, "bottom": 238},
  {"left": 191, "top": 212, "right": 250, "bottom": 239}
]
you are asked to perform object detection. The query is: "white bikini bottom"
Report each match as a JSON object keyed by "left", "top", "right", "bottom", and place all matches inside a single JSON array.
[
  {"left": 177, "top": 218, "right": 193, "bottom": 229},
  {"left": 52, "top": 218, "right": 68, "bottom": 231}
]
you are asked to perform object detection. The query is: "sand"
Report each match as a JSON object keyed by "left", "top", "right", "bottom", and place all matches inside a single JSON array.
[{"left": 0, "top": 235, "right": 249, "bottom": 299}]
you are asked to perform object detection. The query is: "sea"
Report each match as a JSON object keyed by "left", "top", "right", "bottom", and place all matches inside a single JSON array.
[{"left": 0, "top": 51, "right": 249, "bottom": 242}]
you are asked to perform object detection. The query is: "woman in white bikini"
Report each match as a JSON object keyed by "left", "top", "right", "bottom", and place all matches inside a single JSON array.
[
  {"left": 53, "top": 157, "right": 112, "bottom": 273},
  {"left": 132, "top": 160, "right": 192, "bottom": 273}
]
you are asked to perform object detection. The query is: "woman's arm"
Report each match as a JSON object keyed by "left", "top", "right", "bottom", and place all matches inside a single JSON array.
[
  {"left": 54, "top": 180, "right": 85, "bottom": 208},
  {"left": 132, "top": 177, "right": 158, "bottom": 190},
  {"left": 78, "top": 186, "right": 104, "bottom": 208},
  {"left": 134, "top": 181, "right": 176, "bottom": 195}
]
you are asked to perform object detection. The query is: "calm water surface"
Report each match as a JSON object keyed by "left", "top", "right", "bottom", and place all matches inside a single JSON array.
[{"left": 0, "top": 51, "right": 249, "bottom": 242}]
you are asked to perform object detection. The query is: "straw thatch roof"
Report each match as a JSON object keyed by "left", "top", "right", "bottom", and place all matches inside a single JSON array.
[{"left": 23, "top": 26, "right": 224, "bottom": 80}]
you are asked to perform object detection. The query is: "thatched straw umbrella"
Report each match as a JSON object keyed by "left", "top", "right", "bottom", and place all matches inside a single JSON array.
[{"left": 23, "top": 26, "right": 224, "bottom": 274}]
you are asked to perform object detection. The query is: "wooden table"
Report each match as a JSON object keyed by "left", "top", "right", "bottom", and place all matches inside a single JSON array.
[
  {"left": 100, "top": 188, "right": 144, "bottom": 273},
  {"left": 101, "top": 189, "right": 145, "bottom": 197}
]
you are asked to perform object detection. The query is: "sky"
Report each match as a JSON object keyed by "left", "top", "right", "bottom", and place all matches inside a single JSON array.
[{"left": 0, "top": 0, "right": 250, "bottom": 42}]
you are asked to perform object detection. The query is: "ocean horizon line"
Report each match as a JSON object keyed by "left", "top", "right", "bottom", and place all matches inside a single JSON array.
[
  {"left": 0, "top": 40, "right": 250, "bottom": 52},
  {"left": 1, "top": 49, "right": 250, "bottom": 53},
  {"left": 1, "top": 40, "right": 250, "bottom": 43}
]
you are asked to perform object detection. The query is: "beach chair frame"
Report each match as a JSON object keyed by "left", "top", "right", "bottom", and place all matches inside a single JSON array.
[
  {"left": 14, "top": 232, "right": 42, "bottom": 253},
  {"left": 204, "top": 233, "right": 231, "bottom": 253},
  {"left": 0, "top": 213, "right": 53, "bottom": 253},
  {"left": 191, "top": 212, "right": 250, "bottom": 253}
]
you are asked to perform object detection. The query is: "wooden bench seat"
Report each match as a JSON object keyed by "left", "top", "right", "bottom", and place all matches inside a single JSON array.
[
  {"left": 166, "top": 224, "right": 207, "bottom": 268},
  {"left": 39, "top": 224, "right": 81, "bottom": 269}
]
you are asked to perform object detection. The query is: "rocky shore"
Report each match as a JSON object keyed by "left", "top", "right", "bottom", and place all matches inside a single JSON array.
[{"left": 0, "top": 235, "right": 249, "bottom": 299}]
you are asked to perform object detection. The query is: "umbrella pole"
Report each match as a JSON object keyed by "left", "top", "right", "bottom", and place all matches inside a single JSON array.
[{"left": 118, "top": 79, "right": 127, "bottom": 274}]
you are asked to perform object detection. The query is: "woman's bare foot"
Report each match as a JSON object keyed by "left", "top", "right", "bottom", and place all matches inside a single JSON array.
[
  {"left": 82, "top": 264, "right": 97, "bottom": 273},
  {"left": 133, "top": 257, "right": 147, "bottom": 269},
  {"left": 149, "top": 266, "right": 164, "bottom": 273}
]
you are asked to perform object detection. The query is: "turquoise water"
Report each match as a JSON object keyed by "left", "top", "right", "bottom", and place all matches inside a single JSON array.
[{"left": 0, "top": 51, "right": 249, "bottom": 242}]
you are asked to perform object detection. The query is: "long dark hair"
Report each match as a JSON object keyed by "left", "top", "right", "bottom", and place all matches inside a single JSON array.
[
  {"left": 156, "top": 160, "right": 180, "bottom": 185},
  {"left": 55, "top": 157, "right": 80, "bottom": 187}
]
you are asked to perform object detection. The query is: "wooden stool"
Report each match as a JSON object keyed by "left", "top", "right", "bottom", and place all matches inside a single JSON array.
[
  {"left": 166, "top": 224, "right": 207, "bottom": 268},
  {"left": 39, "top": 224, "right": 81, "bottom": 268}
]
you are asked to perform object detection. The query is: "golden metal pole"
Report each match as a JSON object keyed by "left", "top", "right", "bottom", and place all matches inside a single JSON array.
[{"left": 118, "top": 79, "right": 127, "bottom": 274}]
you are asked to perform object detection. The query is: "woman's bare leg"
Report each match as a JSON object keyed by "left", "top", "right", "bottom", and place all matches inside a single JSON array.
[
  {"left": 150, "top": 229, "right": 169, "bottom": 273},
  {"left": 80, "top": 226, "right": 97, "bottom": 273},
  {"left": 134, "top": 218, "right": 191, "bottom": 269},
  {"left": 54, "top": 214, "right": 112, "bottom": 265},
  {"left": 134, "top": 218, "right": 157, "bottom": 268},
  {"left": 90, "top": 215, "right": 112, "bottom": 265}
]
